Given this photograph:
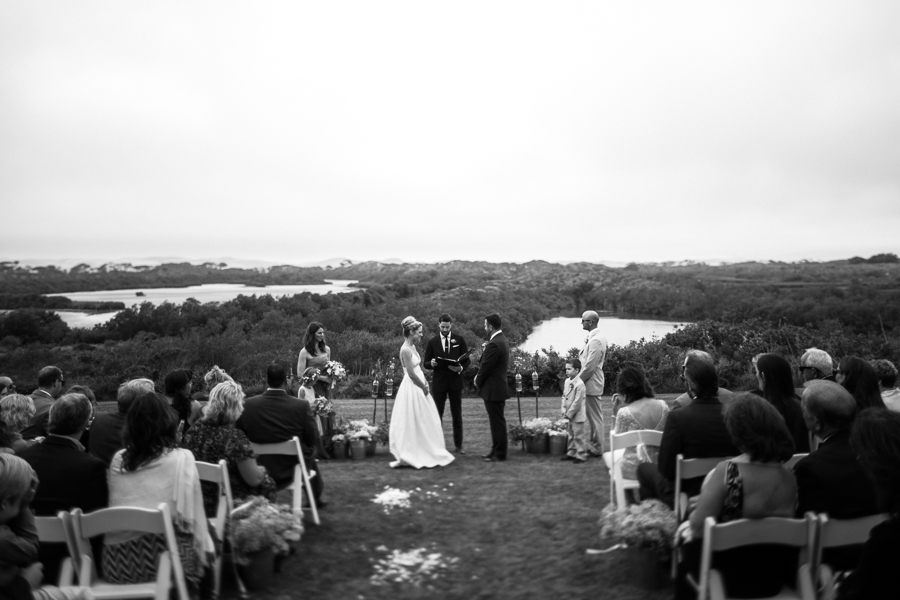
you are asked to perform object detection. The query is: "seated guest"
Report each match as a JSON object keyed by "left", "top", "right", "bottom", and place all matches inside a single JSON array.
[
  {"left": 0, "top": 395, "right": 35, "bottom": 452},
  {"left": 21, "top": 367, "right": 65, "bottom": 440},
  {"left": 794, "top": 381, "right": 879, "bottom": 572},
  {"left": 838, "top": 409, "right": 900, "bottom": 599},
  {"left": 837, "top": 356, "right": 886, "bottom": 410},
  {"left": 17, "top": 393, "right": 108, "bottom": 584},
  {"left": 0, "top": 376, "right": 15, "bottom": 396},
  {"left": 870, "top": 359, "right": 900, "bottom": 411},
  {"left": 202, "top": 366, "right": 233, "bottom": 400},
  {"left": 89, "top": 378, "right": 154, "bottom": 466},
  {"left": 237, "top": 360, "right": 324, "bottom": 507},
  {"left": 677, "top": 393, "right": 797, "bottom": 600},
  {"left": 799, "top": 347, "right": 836, "bottom": 386},
  {"left": 637, "top": 356, "right": 739, "bottom": 508},
  {"left": 182, "top": 380, "right": 276, "bottom": 516},
  {"left": 754, "top": 354, "right": 810, "bottom": 452},
  {"left": 65, "top": 385, "right": 96, "bottom": 450},
  {"left": 163, "top": 369, "right": 202, "bottom": 433},
  {"left": 0, "top": 454, "right": 40, "bottom": 600},
  {"left": 0, "top": 420, "right": 15, "bottom": 453},
  {"left": 611, "top": 365, "right": 669, "bottom": 480},
  {"left": 671, "top": 350, "right": 734, "bottom": 409},
  {"left": 105, "top": 392, "right": 212, "bottom": 593}
]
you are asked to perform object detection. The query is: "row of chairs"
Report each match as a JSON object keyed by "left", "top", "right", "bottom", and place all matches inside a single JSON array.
[
  {"left": 690, "top": 511, "right": 887, "bottom": 600},
  {"left": 33, "top": 436, "right": 320, "bottom": 600}
]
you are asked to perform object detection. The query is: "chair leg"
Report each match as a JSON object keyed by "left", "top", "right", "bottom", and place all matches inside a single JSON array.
[{"left": 156, "top": 550, "right": 172, "bottom": 600}]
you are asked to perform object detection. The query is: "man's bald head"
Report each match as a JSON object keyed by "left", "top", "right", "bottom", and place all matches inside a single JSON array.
[
  {"left": 802, "top": 380, "right": 857, "bottom": 434},
  {"left": 0, "top": 377, "right": 13, "bottom": 395},
  {"left": 581, "top": 310, "right": 599, "bottom": 331}
]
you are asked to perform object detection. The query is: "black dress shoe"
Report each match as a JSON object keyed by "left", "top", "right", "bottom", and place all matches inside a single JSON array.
[
  {"left": 483, "top": 456, "right": 497, "bottom": 462},
  {"left": 482, "top": 453, "right": 494, "bottom": 459},
  {"left": 560, "top": 455, "right": 575, "bottom": 461},
  {"left": 455, "top": 447, "right": 466, "bottom": 455}
]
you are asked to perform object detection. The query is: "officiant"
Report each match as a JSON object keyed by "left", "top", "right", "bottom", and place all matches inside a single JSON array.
[{"left": 423, "top": 313, "right": 471, "bottom": 454}]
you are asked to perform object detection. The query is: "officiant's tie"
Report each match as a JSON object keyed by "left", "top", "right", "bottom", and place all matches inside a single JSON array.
[{"left": 443, "top": 335, "right": 449, "bottom": 354}]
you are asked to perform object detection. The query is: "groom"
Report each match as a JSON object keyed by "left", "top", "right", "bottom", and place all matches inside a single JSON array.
[
  {"left": 423, "top": 313, "right": 471, "bottom": 454},
  {"left": 474, "top": 313, "right": 509, "bottom": 462}
]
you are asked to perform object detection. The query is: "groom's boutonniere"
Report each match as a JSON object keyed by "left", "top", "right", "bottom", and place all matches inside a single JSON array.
[{"left": 450, "top": 338, "right": 456, "bottom": 343}]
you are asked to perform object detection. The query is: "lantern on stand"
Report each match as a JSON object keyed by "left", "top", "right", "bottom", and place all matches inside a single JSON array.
[
  {"left": 385, "top": 361, "right": 395, "bottom": 421},
  {"left": 515, "top": 370, "right": 523, "bottom": 424},
  {"left": 532, "top": 366, "right": 540, "bottom": 418},
  {"left": 371, "top": 376, "right": 380, "bottom": 422}
]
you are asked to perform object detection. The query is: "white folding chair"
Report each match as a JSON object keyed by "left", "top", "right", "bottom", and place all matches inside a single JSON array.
[
  {"left": 784, "top": 453, "right": 808, "bottom": 470},
  {"left": 693, "top": 515, "right": 816, "bottom": 600},
  {"left": 672, "top": 454, "right": 735, "bottom": 577},
  {"left": 34, "top": 512, "right": 78, "bottom": 585},
  {"left": 813, "top": 512, "right": 888, "bottom": 597},
  {"left": 603, "top": 429, "right": 663, "bottom": 508},
  {"left": 196, "top": 460, "right": 234, "bottom": 600},
  {"left": 251, "top": 436, "right": 320, "bottom": 525},
  {"left": 71, "top": 503, "right": 190, "bottom": 600}
]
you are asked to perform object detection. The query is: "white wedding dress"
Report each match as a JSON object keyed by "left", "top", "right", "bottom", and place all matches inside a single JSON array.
[{"left": 389, "top": 349, "right": 455, "bottom": 469}]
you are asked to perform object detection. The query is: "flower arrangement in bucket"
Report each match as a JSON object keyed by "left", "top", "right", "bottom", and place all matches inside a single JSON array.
[
  {"left": 231, "top": 497, "right": 304, "bottom": 566},
  {"left": 338, "top": 418, "right": 381, "bottom": 458},
  {"left": 548, "top": 419, "right": 569, "bottom": 455},
  {"left": 508, "top": 417, "right": 554, "bottom": 441},
  {"left": 598, "top": 499, "right": 677, "bottom": 588}
]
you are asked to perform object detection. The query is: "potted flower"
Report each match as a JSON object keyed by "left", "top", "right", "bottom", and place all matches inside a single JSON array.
[
  {"left": 598, "top": 499, "right": 676, "bottom": 589},
  {"left": 231, "top": 498, "right": 304, "bottom": 589},
  {"left": 331, "top": 433, "right": 349, "bottom": 458},
  {"left": 521, "top": 417, "right": 553, "bottom": 453},
  {"left": 548, "top": 419, "right": 568, "bottom": 455}
]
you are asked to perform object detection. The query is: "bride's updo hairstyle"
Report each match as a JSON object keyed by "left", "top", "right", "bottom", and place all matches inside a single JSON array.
[{"left": 401, "top": 316, "right": 422, "bottom": 338}]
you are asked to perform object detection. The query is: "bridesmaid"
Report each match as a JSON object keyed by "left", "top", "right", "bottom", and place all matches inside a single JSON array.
[
  {"left": 297, "top": 322, "right": 333, "bottom": 399},
  {"left": 297, "top": 322, "right": 333, "bottom": 458}
]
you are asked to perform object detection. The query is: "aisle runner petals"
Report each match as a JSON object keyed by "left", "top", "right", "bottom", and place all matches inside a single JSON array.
[
  {"left": 372, "top": 485, "right": 454, "bottom": 513},
  {"left": 370, "top": 547, "right": 459, "bottom": 586}
]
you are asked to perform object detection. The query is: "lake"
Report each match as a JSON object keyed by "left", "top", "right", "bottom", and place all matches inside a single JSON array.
[
  {"left": 519, "top": 315, "right": 688, "bottom": 354},
  {"left": 48, "top": 280, "right": 359, "bottom": 328}
]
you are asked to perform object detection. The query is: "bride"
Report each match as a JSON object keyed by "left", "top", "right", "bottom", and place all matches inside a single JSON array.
[{"left": 389, "top": 316, "right": 455, "bottom": 469}]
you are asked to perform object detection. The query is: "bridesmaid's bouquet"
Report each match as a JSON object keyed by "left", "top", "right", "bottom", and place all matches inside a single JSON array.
[{"left": 323, "top": 361, "right": 347, "bottom": 389}]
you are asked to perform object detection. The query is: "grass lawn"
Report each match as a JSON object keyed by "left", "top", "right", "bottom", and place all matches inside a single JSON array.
[{"left": 209, "top": 394, "right": 677, "bottom": 600}]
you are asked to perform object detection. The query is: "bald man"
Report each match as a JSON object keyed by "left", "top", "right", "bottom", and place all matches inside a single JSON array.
[
  {"left": 0, "top": 376, "right": 14, "bottom": 396},
  {"left": 578, "top": 310, "right": 608, "bottom": 455}
]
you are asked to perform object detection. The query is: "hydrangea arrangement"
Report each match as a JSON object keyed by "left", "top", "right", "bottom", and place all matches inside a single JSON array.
[
  {"left": 598, "top": 499, "right": 677, "bottom": 561},
  {"left": 231, "top": 497, "right": 304, "bottom": 565},
  {"left": 548, "top": 418, "right": 569, "bottom": 436},
  {"left": 338, "top": 418, "right": 379, "bottom": 441}
]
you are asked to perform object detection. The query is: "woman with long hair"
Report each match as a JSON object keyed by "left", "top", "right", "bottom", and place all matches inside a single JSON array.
[
  {"left": 839, "top": 409, "right": 900, "bottom": 598},
  {"left": 183, "top": 381, "right": 276, "bottom": 515},
  {"left": 611, "top": 365, "right": 669, "bottom": 481},
  {"left": 838, "top": 356, "right": 886, "bottom": 411},
  {"left": 0, "top": 394, "right": 35, "bottom": 452},
  {"left": 105, "top": 392, "right": 212, "bottom": 592},
  {"left": 754, "top": 354, "right": 810, "bottom": 452},
  {"left": 296, "top": 322, "right": 333, "bottom": 399},
  {"left": 164, "top": 368, "right": 202, "bottom": 433}
]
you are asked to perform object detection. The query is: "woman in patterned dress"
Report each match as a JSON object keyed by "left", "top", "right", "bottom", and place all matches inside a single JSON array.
[
  {"left": 182, "top": 380, "right": 276, "bottom": 517},
  {"left": 611, "top": 365, "right": 669, "bottom": 481}
]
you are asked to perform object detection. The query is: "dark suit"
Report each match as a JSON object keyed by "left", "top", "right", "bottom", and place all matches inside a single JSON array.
[
  {"left": 17, "top": 435, "right": 108, "bottom": 583},
  {"left": 88, "top": 412, "right": 127, "bottom": 467},
  {"left": 794, "top": 430, "right": 880, "bottom": 571},
  {"left": 637, "top": 396, "right": 739, "bottom": 508},
  {"left": 236, "top": 389, "right": 322, "bottom": 500},
  {"left": 422, "top": 331, "right": 470, "bottom": 449},
  {"left": 21, "top": 390, "right": 55, "bottom": 440},
  {"left": 475, "top": 332, "right": 510, "bottom": 460}
]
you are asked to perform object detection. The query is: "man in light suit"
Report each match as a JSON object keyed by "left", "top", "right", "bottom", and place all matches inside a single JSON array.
[
  {"left": 578, "top": 311, "right": 608, "bottom": 456},
  {"left": 422, "top": 313, "right": 471, "bottom": 454},
  {"left": 237, "top": 360, "right": 324, "bottom": 506},
  {"left": 474, "top": 313, "right": 510, "bottom": 462}
]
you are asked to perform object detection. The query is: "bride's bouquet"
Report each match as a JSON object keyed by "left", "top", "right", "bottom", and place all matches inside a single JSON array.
[{"left": 323, "top": 361, "right": 347, "bottom": 389}]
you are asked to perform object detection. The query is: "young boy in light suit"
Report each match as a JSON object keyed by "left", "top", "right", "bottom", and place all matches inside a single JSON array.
[{"left": 560, "top": 358, "right": 588, "bottom": 463}]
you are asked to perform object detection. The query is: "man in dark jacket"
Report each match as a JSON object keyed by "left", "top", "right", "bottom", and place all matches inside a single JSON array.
[
  {"left": 18, "top": 392, "right": 107, "bottom": 582},
  {"left": 422, "top": 313, "right": 471, "bottom": 454},
  {"left": 88, "top": 378, "right": 154, "bottom": 466},
  {"left": 637, "top": 356, "right": 739, "bottom": 508},
  {"left": 237, "top": 360, "right": 324, "bottom": 505},
  {"left": 474, "top": 313, "right": 510, "bottom": 462}
]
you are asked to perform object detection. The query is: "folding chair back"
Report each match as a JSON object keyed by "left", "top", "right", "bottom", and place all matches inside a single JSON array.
[
  {"left": 783, "top": 453, "right": 808, "bottom": 470},
  {"left": 698, "top": 514, "right": 816, "bottom": 600},
  {"left": 71, "top": 503, "right": 189, "bottom": 600},
  {"left": 674, "top": 455, "right": 732, "bottom": 521},
  {"left": 813, "top": 512, "right": 888, "bottom": 590},
  {"left": 34, "top": 512, "right": 78, "bottom": 585},
  {"left": 250, "top": 436, "right": 320, "bottom": 525},
  {"left": 604, "top": 429, "right": 663, "bottom": 508},
  {"left": 196, "top": 460, "right": 233, "bottom": 599}
]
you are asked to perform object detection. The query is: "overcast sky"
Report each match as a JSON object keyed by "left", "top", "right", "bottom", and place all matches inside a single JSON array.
[{"left": 1, "top": 1, "right": 898, "bottom": 267}]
